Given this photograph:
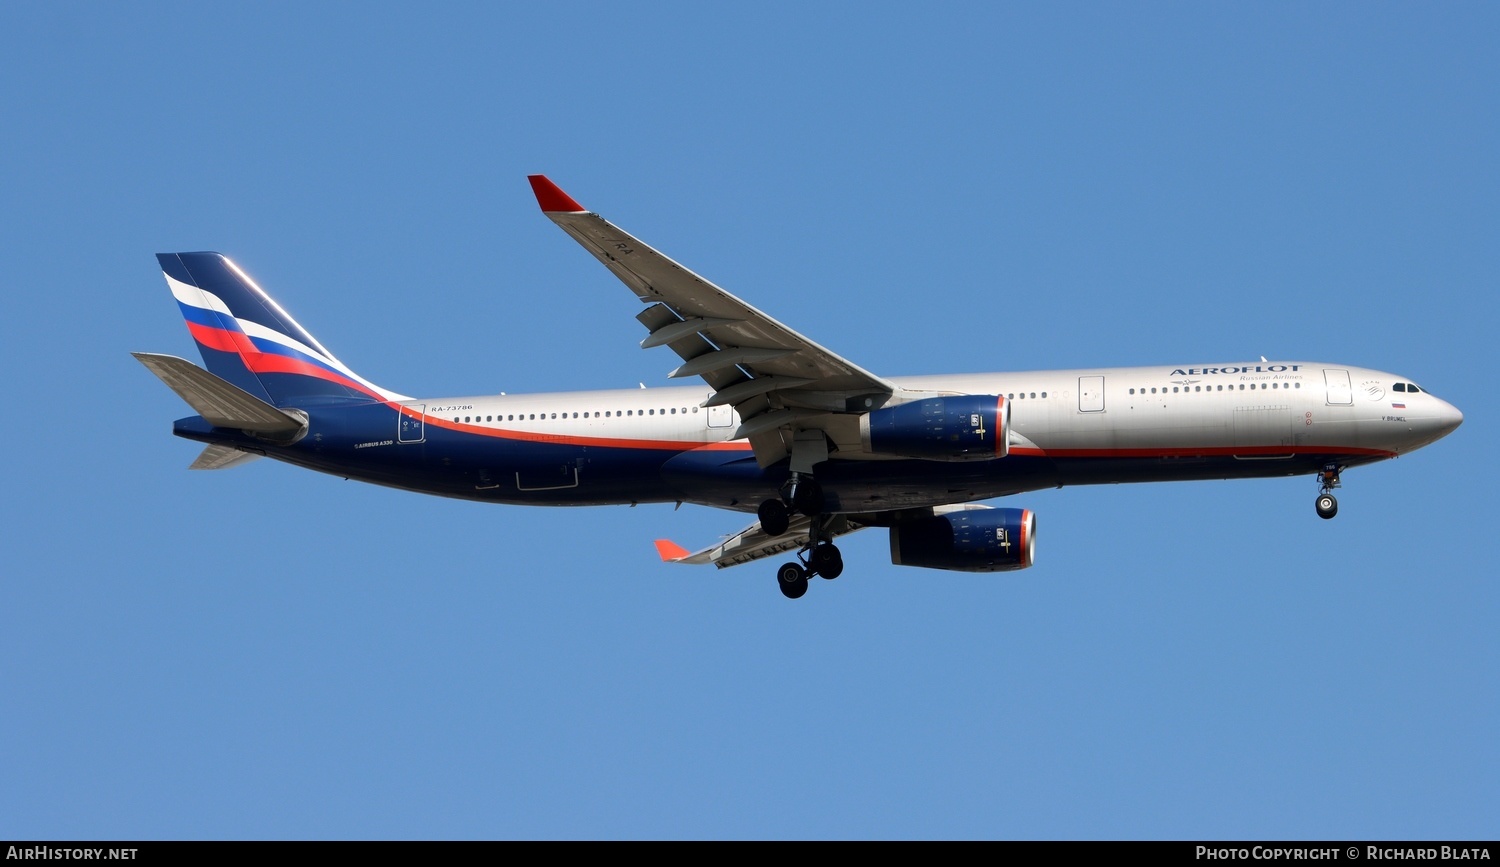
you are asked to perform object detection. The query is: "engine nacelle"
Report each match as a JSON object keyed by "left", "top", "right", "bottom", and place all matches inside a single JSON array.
[
  {"left": 889, "top": 507, "right": 1035, "bottom": 572},
  {"left": 860, "top": 395, "right": 1010, "bottom": 462}
]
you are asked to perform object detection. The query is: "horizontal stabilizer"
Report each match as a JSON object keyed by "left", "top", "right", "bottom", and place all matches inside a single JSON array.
[
  {"left": 132, "top": 352, "right": 306, "bottom": 434},
  {"left": 189, "top": 444, "right": 263, "bottom": 470}
]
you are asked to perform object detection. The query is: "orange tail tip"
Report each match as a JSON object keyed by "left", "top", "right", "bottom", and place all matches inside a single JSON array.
[
  {"left": 527, "top": 175, "right": 587, "bottom": 213},
  {"left": 654, "top": 539, "right": 692, "bottom": 562}
]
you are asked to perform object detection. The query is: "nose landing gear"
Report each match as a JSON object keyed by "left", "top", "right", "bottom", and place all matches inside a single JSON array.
[{"left": 1315, "top": 464, "right": 1342, "bottom": 520}]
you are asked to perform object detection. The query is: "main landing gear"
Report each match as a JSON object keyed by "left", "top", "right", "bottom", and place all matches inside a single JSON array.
[
  {"left": 757, "top": 472, "right": 823, "bottom": 537},
  {"left": 775, "top": 531, "right": 844, "bottom": 599},
  {"left": 1315, "top": 464, "right": 1342, "bottom": 520},
  {"left": 765, "top": 472, "right": 844, "bottom": 599},
  {"left": 765, "top": 434, "right": 843, "bottom": 599}
]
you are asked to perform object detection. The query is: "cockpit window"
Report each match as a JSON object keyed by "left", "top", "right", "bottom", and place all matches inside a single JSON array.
[
  {"left": 1408, "top": 384, "right": 1422, "bottom": 393},
  {"left": 1393, "top": 383, "right": 1405, "bottom": 392}
]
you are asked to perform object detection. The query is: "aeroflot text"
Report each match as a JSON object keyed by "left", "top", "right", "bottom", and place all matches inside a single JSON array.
[
  {"left": 1171, "top": 365, "right": 1303, "bottom": 376},
  {"left": 1196, "top": 848, "right": 1490, "bottom": 861}
]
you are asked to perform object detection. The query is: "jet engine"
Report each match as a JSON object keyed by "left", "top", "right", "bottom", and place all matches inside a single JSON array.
[
  {"left": 859, "top": 395, "right": 1009, "bottom": 461},
  {"left": 889, "top": 507, "right": 1035, "bottom": 572}
]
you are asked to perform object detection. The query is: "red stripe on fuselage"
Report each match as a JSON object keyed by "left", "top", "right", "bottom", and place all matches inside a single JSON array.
[{"left": 242, "top": 352, "right": 381, "bottom": 399}]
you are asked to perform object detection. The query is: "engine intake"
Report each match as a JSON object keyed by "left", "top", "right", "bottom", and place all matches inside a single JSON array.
[
  {"left": 889, "top": 507, "right": 1035, "bottom": 572},
  {"left": 860, "top": 395, "right": 1009, "bottom": 462}
]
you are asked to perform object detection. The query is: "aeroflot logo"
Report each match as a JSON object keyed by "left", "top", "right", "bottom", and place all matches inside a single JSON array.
[{"left": 1170, "top": 365, "right": 1303, "bottom": 376}]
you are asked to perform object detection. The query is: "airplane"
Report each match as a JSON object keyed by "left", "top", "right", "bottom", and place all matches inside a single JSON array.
[{"left": 135, "top": 175, "right": 1464, "bottom": 599}]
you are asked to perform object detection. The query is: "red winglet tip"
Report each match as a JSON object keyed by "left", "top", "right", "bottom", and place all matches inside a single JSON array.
[
  {"left": 654, "top": 539, "right": 691, "bottom": 562},
  {"left": 527, "top": 175, "right": 586, "bottom": 213}
]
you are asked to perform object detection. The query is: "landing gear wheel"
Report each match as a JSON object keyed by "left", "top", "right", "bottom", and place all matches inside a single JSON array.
[
  {"left": 759, "top": 498, "right": 790, "bottom": 537},
  {"left": 809, "top": 543, "right": 843, "bottom": 580},
  {"left": 790, "top": 479, "right": 825, "bottom": 517},
  {"left": 777, "top": 562, "right": 809, "bottom": 599},
  {"left": 1316, "top": 494, "right": 1338, "bottom": 520}
]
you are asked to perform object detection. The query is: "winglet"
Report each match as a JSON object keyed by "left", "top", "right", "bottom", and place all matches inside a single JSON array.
[
  {"left": 527, "top": 175, "right": 587, "bottom": 213},
  {"left": 654, "top": 539, "right": 692, "bottom": 562}
]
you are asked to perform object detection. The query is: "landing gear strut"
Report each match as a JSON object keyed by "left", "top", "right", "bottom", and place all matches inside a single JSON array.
[{"left": 1315, "top": 464, "right": 1342, "bottom": 520}]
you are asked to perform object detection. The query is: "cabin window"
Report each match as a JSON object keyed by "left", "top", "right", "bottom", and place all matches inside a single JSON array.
[
  {"left": 1295, "top": 383, "right": 1301, "bottom": 388},
  {"left": 649, "top": 409, "right": 655, "bottom": 415},
  {"left": 1007, "top": 393, "right": 1014, "bottom": 399},
  {"left": 1041, "top": 392, "right": 1047, "bottom": 398},
  {"left": 692, "top": 407, "right": 699, "bottom": 413},
  {"left": 670, "top": 408, "right": 676, "bottom": 414}
]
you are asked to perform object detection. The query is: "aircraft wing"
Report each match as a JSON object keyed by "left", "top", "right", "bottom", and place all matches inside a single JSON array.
[
  {"left": 655, "top": 513, "right": 868, "bottom": 570},
  {"left": 529, "top": 175, "right": 896, "bottom": 464}
]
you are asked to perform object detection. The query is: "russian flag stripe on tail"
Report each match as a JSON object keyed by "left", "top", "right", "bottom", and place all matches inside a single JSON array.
[{"left": 158, "top": 253, "right": 406, "bottom": 407}]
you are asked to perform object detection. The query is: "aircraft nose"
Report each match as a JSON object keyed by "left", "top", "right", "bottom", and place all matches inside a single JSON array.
[
  {"left": 1400, "top": 395, "right": 1463, "bottom": 452},
  {"left": 1437, "top": 399, "right": 1464, "bottom": 437}
]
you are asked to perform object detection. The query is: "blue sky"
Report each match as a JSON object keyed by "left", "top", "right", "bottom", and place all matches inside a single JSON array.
[{"left": 2, "top": 2, "right": 1495, "bottom": 840}]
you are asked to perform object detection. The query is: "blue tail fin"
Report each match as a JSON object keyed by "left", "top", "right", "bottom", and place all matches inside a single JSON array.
[{"left": 158, "top": 252, "right": 400, "bottom": 406}]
